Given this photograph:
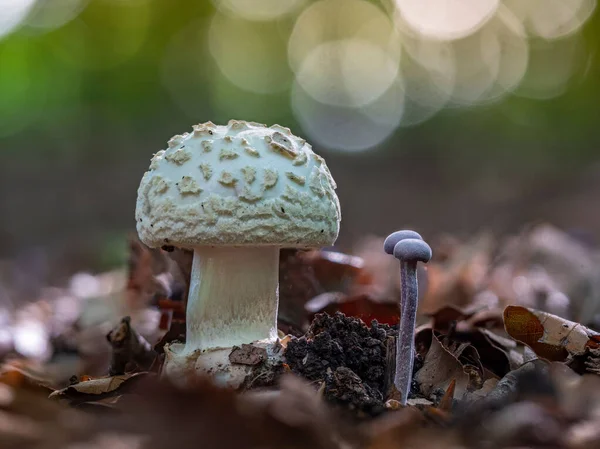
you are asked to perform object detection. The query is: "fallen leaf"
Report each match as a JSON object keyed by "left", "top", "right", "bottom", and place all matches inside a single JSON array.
[
  {"left": 503, "top": 306, "right": 600, "bottom": 361},
  {"left": 414, "top": 332, "right": 471, "bottom": 400},
  {"left": 49, "top": 372, "right": 150, "bottom": 405},
  {"left": 466, "top": 330, "right": 512, "bottom": 379}
]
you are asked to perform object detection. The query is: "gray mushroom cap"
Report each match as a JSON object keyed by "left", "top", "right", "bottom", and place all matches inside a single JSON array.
[
  {"left": 383, "top": 230, "right": 423, "bottom": 255},
  {"left": 393, "top": 238, "right": 432, "bottom": 263}
]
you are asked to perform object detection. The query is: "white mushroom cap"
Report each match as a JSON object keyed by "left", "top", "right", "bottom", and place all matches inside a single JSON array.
[{"left": 135, "top": 120, "right": 340, "bottom": 248}]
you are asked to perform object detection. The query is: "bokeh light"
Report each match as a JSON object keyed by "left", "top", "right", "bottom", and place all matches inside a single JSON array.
[
  {"left": 0, "top": 0, "right": 597, "bottom": 156},
  {"left": 287, "top": 0, "right": 403, "bottom": 149},
  {"left": 505, "top": 0, "right": 596, "bottom": 40},
  {"left": 208, "top": 12, "right": 291, "bottom": 94},
  {"left": 291, "top": 79, "right": 404, "bottom": 151},
  {"left": 516, "top": 33, "right": 588, "bottom": 100},
  {"left": 214, "top": 0, "right": 306, "bottom": 21},
  {"left": 295, "top": 39, "right": 398, "bottom": 108},
  {"left": 397, "top": 47, "right": 455, "bottom": 126},
  {"left": 395, "top": 0, "right": 499, "bottom": 41},
  {"left": 478, "top": 8, "right": 529, "bottom": 103},
  {"left": 288, "top": 0, "right": 401, "bottom": 73},
  {"left": 24, "top": 0, "right": 88, "bottom": 31},
  {"left": 0, "top": 0, "right": 37, "bottom": 39}
]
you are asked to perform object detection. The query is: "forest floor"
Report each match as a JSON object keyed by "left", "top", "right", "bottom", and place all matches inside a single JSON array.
[{"left": 2, "top": 223, "right": 600, "bottom": 448}]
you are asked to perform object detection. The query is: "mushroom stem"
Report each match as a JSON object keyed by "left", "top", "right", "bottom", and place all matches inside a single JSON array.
[
  {"left": 396, "top": 260, "right": 419, "bottom": 405},
  {"left": 183, "top": 246, "right": 279, "bottom": 353}
]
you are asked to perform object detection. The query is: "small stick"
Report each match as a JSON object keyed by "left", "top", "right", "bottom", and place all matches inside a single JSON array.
[{"left": 384, "top": 231, "right": 432, "bottom": 405}]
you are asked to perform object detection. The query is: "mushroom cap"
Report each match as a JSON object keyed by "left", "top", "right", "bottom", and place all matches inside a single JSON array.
[
  {"left": 135, "top": 120, "right": 341, "bottom": 248},
  {"left": 393, "top": 238, "right": 432, "bottom": 263},
  {"left": 383, "top": 230, "right": 423, "bottom": 255}
]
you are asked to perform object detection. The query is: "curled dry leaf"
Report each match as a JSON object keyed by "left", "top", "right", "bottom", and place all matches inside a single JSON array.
[
  {"left": 503, "top": 305, "right": 600, "bottom": 362},
  {"left": 49, "top": 372, "right": 150, "bottom": 405},
  {"left": 414, "top": 330, "right": 485, "bottom": 401},
  {"left": 425, "top": 306, "right": 512, "bottom": 378},
  {"left": 464, "top": 330, "right": 512, "bottom": 378},
  {"left": 414, "top": 331, "right": 468, "bottom": 400}
]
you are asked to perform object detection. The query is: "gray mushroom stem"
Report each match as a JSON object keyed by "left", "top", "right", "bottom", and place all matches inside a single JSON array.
[
  {"left": 183, "top": 246, "right": 280, "bottom": 354},
  {"left": 396, "top": 260, "right": 419, "bottom": 404}
]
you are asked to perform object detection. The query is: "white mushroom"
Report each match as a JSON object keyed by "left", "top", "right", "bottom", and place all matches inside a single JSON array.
[{"left": 135, "top": 120, "right": 341, "bottom": 387}]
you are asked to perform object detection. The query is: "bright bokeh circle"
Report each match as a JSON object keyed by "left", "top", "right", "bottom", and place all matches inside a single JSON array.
[
  {"left": 0, "top": 0, "right": 38, "bottom": 39},
  {"left": 395, "top": 0, "right": 500, "bottom": 41}
]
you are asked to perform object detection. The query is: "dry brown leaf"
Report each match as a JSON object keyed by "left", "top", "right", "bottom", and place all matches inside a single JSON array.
[
  {"left": 414, "top": 332, "right": 471, "bottom": 399},
  {"left": 465, "top": 330, "right": 512, "bottom": 379},
  {"left": 49, "top": 372, "right": 150, "bottom": 405},
  {"left": 504, "top": 305, "right": 600, "bottom": 361}
]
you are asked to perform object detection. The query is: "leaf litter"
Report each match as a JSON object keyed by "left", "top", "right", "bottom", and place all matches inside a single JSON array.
[{"left": 3, "top": 223, "right": 600, "bottom": 447}]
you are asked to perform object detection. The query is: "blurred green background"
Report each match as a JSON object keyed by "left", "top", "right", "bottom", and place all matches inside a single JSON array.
[{"left": 1, "top": 0, "right": 599, "bottom": 276}]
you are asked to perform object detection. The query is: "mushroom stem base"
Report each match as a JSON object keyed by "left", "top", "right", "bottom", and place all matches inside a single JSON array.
[{"left": 162, "top": 340, "right": 284, "bottom": 389}]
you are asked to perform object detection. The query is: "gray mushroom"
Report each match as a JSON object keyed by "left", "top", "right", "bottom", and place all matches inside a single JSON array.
[{"left": 384, "top": 231, "right": 432, "bottom": 405}]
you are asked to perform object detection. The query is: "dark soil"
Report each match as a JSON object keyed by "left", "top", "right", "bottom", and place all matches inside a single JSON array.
[{"left": 284, "top": 312, "right": 396, "bottom": 417}]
